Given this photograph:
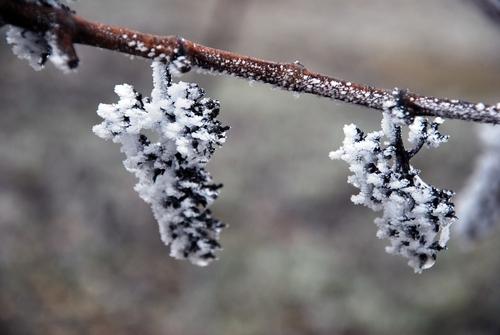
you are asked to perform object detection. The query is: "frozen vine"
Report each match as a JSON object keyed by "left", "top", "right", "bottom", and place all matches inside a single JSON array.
[
  {"left": 93, "top": 60, "right": 229, "bottom": 266},
  {"left": 330, "top": 90, "right": 456, "bottom": 273},
  {"left": 456, "top": 125, "right": 500, "bottom": 243}
]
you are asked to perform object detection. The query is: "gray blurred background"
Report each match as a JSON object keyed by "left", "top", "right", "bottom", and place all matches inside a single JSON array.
[{"left": 1, "top": 1, "right": 500, "bottom": 334}]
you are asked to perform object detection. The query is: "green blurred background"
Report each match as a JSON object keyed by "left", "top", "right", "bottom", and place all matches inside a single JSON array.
[{"left": 1, "top": 1, "right": 500, "bottom": 334}]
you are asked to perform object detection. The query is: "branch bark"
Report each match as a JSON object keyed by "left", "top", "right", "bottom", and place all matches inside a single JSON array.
[{"left": 1, "top": 0, "right": 499, "bottom": 123}]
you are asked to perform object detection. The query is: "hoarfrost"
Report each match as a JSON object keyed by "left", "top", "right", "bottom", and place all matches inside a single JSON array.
[
  {"left": 93, "top": 61, "right": 229, "bottom": 266},
  {"left": 6, "top": 27, "right": 50, "bottom": 71},
  {"left": 168, "top": 56, "right": 192, "bottom": 77},
  {"left": 456, "top": 125, "right": 500, "bottom": 242},
  {"left": 330, "top": 89, "right": 455, "bottom": 273},
  {"left": 46, "top": 32, "right": 73, "bottom": 73},
  {"left": 5, "top": 1, "right": 76, "bottom": 72}
]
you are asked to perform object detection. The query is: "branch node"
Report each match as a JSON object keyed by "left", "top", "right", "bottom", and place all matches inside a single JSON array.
[
  {"left": 166, "top": 36, "right": 191, "bottom": 75},
  {"left": 175, "top": 36, "right": 186, "bottom": 57}
]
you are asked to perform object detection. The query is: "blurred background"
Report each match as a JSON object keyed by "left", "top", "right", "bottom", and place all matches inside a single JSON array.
[{"left": 1, "top": 0, "right": 500, "bottom": 334}]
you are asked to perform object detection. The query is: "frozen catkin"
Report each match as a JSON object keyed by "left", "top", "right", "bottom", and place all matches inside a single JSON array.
[
  {"left": 93, "top": 61, "right": 229, "bottom": 266},
  {"left": 456, "top": 125, "right": 500, "bottom": 243},
  {"left": 330, "top": 89, "right": 455, "bottom": 273},
  {"left": 5, "top": 0, "right": 75, "bottom": 72}
]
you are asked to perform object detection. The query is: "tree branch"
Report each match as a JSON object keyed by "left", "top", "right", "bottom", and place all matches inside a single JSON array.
[{"left": 1, "top": 0, "right": 499, "bottom": 123}]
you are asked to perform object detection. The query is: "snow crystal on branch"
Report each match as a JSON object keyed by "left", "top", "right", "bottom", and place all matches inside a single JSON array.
[
  {"left": 456, "top": 125, "right": 500, "bottom": 242},
  {"left": 6, "top": 27, "right": 50, "bottom": 71},
  {"left": 5, "top": 1, "right": 76, "bottom": 72},
  {"left": 330, "top": 89, "right": 455, "bottom": 273},
  {"left": 93, "top": 61, "right": 229, "bottom": 266}
]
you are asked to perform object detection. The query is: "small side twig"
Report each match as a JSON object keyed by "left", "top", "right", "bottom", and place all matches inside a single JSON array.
[{"left": 0, "top": 0, "right": 499, "bottom": 123}]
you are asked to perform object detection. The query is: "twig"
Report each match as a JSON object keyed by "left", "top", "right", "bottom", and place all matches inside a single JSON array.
[{"left": 1, "top": 0, "right": 499, "bottom": 123}]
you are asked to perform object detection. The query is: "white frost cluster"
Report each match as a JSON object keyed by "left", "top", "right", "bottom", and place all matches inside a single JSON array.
[
  {"left": 6, "top": 27, "right": 50, "bottom": 71},
  {"left": 330, "top": 93, "right": 455, "bottom": 272},
  {"left": 93, "top": 61, "right": 229, "bottom": 266},
  {"left": 456, "top": 125, "right": 500, "bottom": 242},
  {"left": 5, "top": 1, "right": 75, "bottom": 72}
]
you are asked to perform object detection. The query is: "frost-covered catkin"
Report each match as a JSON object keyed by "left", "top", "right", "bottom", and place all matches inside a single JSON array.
[
  {"left": 93, "top": 61, "right": 229, "bottom": 266},
  {"left": 456, "top": 125, "right": 500, "bottom": 242},
  {"left": 330, "top": 90, "right": 455, "bottom": 273},
  {"left": 5, "top": 0, "right": 75, "bottom": 72}
]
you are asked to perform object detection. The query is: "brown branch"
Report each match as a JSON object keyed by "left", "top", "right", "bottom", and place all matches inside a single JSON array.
[{"left": 1, "top": 0, "right": 499, "bottom": 123}]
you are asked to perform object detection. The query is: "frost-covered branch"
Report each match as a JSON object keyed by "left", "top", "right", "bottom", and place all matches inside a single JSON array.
[
  {"left": 1, "top": 0, "right": 499, "bottom": 123},
  {"left": 330, "top": 90, "right": 455, "bottom": 273}
]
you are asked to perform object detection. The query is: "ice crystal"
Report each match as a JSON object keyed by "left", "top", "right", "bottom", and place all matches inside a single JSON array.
[
  {"left": 456, "top": 125, "right": 500, "bottom": 242},
  {"left": 330, "top": 89, "right": 455, "bottom": 273},
  {"left": 93, "top": 61, "right": 229, "bottom": 266}
]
